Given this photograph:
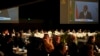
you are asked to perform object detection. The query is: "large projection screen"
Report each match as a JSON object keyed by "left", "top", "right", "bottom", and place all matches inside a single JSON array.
[
  {"left": 0, "top": 7, "right": 19, "bottom": 23},
  {"left": 60, "top": 0, "right": 99, "bottom": 24}
]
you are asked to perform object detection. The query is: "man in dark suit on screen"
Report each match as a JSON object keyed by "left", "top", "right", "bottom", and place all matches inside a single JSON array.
[{"left": 79, "top": 5, "right": 92, "bottom": 19}]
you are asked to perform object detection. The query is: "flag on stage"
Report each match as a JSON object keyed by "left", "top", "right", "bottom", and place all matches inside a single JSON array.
[
  {"left": 68, "top": 0, "right": 75, "bottom": 21},
  {"left": 76, "top": 4, "right": 79, "bottom": 19}
]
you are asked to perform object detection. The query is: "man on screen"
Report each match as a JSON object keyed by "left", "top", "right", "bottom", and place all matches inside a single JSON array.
[{"left": 79, "top": 5, "right": 92, "bottom": 19}]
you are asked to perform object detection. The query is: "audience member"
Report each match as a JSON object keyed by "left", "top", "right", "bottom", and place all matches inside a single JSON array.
[
  {"left": 67, "top": 35, "right": 78, "bottom": 56},
  {"left": 50, "top": 42, "right": 67, "bottom": 56},
  {"left": 79, "top": 36, "right": 98, "bottom": 56},
  {"left": 41, "top": 34, "right": 54, "bottom": 56}
]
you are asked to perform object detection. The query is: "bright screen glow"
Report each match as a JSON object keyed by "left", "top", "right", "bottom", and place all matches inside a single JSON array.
[
  {"left": 60, "top": 0, "right": 98, "bottom": 24},
  {"left": 0, "top": 7, "right": 19, "bottom": 23}
]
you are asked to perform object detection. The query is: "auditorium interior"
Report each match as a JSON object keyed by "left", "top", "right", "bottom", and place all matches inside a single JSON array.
[{"left": 0, "top": 0, "right": 100, "bottom": 56}]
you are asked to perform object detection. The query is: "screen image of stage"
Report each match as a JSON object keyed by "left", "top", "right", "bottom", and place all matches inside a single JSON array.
[
  {"left": 75, "top": 1, "right": 98, "bottom": 22},
  {"left": 60, "top": 0, "right": 99, "bottom": 24},
  {"left": 0, "top": 7, "right": 19, "bottom": 23}
]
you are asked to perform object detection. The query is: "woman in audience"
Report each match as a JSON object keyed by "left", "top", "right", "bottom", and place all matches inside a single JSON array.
[
  {"left": 86, "top": 36, "right": 98, "bottom": 56},
  {"left": 79, "top": 36, "right": 98, "bottom": 56},
  {"left": 41, "top": 34, "right": 54, "bottom": 56}
]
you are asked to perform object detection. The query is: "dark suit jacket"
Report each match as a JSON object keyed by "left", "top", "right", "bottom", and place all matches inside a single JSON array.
[
  {"left": 79, "top": 11, "right": 92, "bottom": 19},
  {"left": 68, "top": 42, "right": 78, "bottom": 56}
]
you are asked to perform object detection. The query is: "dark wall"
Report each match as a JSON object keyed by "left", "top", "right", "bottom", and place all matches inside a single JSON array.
[
  {"left": 0, "top": 0, "right": 39, "bottom": 10},
  {"left": 19, "top": 0, "right": 59, "bottom": 25}
]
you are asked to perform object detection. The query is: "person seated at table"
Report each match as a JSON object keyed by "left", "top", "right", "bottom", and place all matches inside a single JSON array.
[
  {"left": 50, "top": 42, "right": 67, "bottom": 56},
  {"left": 50, "top": 35, "right": 62, "bottom": 56},
  {"left": 39, "top": 29, "right": 44, "bottom": 38},
  {"left": 60, "top": 29, "right": 65, "bottom": 35},
  {"left": 27, "top": 36, "right": 43, "bottom": 56},
  {"left": 41, "top": 34, "right": 54, "bottom": 56},
  {"left": 0, "top": 29, "right": 14, "bottom": 56},
  {"left": 54, "top": 29, "right": 60, "bottom": 35},
  {"left": 11, "top": 29, "right": 16, "bottom": 37},
  {"left": 67, "top": 35, "right": 78, "bottom": 56},
  {"left": 27, "top": 29, "right": 32, "bottom": 36},
  {"left": 33, "top": 29, "right": 41, "bottom": 38},
  {"left": 53, "top": 35, "right": 61, "bottom": 49},
  {"left": 48, "top": 30, "right": 53, "bottom": 38},
  {"left": 79, "top": 36, "right": 98, "bottom": 56},
  {"left": 13, "top": 32, "right": 25, "bottom": 48}
]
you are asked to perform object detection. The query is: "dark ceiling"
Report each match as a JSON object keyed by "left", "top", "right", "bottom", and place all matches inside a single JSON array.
[
  {"left": 0, "top": 0, "right": 59, "bottom": 18},
  {"left": 0, "top": 0, "right": 45, "bottom": 10}
]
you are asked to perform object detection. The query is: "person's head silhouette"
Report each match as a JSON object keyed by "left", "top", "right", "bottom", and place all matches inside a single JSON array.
[{"left": 83, "top": 5, "right": 88, "bottom": 12}]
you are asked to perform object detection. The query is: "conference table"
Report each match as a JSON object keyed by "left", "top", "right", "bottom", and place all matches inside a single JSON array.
[{"left": 13, "top": 47, "right": 27, "bottom": 56}]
